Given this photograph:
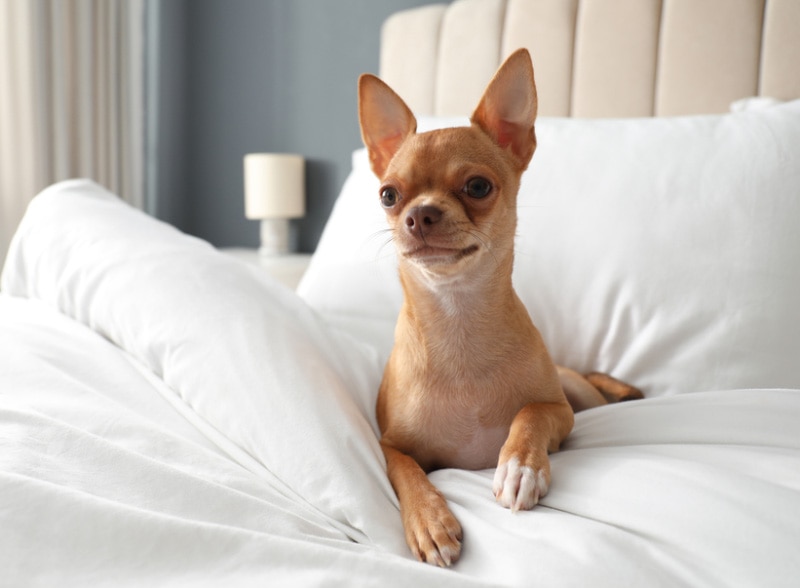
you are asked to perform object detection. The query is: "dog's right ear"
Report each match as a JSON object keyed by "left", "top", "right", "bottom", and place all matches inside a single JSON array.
[{"left": 358, "top": 74, "right": 417, "bottom": 178}]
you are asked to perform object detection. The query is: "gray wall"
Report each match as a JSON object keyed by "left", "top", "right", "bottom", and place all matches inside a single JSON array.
[
  {"left": 147, "top": 0, "right": 189, "bottom": 230},
  {"left": 150, "top": 0, "right": 437, "bottom": 253}
]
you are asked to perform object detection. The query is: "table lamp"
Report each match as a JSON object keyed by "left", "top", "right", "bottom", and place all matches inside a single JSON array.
[{"left": 244, "top": 153, "right": 305, "bottom": 256}]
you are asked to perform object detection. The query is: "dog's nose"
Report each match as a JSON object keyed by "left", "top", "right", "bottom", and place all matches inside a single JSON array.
[{"left": 405, "top": 205, "right": 443, "bottom": 235}]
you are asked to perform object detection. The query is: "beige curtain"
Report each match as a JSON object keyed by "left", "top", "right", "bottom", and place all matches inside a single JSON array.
[{"left": 0, "top": 0, "right": 145, "bottom": 267}]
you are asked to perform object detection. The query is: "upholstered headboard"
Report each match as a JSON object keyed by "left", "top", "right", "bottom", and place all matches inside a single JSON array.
[{"left": 380, "top": 0, "right": 800, "bottom": 118}]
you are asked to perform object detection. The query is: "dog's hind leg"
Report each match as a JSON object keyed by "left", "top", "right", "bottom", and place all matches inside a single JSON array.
[
  {"left": 557, "top": 366, "right": 643, "bottom": 412},
  {"left": 585, "top": 372, "right": 644, "bottom": 404}
]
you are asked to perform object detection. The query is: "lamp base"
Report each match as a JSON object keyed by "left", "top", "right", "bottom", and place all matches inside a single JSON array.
[{"left": 258, "top": 218, "right": 290, "bottom": 257}]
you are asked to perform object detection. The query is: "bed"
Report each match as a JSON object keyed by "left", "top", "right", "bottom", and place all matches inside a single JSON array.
[{"left": 3, "top": 0, "right": 800, "bottom": 585}]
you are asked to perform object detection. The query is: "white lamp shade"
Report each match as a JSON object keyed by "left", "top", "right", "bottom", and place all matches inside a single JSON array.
[{"left": 244, "top": 153, "right": 305, "bottom": 219}]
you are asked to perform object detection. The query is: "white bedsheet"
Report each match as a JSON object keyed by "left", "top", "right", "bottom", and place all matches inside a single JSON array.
[{"left": 2, "top": 181, "right": 799, "bottom": 586}]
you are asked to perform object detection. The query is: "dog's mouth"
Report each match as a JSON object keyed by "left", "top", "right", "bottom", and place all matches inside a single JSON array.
[{"left": 404, "top": 244, "right": 480, "bottom": 264}]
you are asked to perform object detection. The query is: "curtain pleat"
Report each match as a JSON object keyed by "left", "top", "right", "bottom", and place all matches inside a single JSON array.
[
  {"left": 0, "top": 0, "right": 145, "bottom": 266},
  {"left": 0, "top": 0, "right": 38, "bottom": 266}
]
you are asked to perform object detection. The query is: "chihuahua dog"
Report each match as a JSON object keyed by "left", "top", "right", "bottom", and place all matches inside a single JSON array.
[{"left": 358, "top": 49, "right": 641, "bottom": 567}]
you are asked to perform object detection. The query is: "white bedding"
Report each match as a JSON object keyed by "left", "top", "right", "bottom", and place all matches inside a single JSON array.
[{"left": 2, "top": 181, "right": 800, "bottom": 586}]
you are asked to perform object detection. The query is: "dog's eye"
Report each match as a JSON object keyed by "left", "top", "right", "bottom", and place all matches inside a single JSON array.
[
  {"left": 380, "top": 187, "right": 399, "bottom": 208},
  {"left": 465, "top": 177, "right": 492, "bottom": 199}
]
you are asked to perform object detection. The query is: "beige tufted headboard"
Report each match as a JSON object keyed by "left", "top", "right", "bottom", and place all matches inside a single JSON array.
[{"left": 379, "top": 0, "right": 800, "bottom": 118}]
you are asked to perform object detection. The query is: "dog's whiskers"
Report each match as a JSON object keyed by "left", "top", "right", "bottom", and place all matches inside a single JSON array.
[{"left": 364, "top": 228, "right": 397, "bottom": 261}]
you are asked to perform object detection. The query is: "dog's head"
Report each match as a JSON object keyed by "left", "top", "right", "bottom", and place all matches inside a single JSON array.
[{"left": 358, "top": 49, "right": 538, "bottom": 282}]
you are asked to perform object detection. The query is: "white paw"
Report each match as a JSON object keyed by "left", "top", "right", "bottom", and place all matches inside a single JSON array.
[{"left": 492, "top": 456, "right": 549, "bottom": 512}]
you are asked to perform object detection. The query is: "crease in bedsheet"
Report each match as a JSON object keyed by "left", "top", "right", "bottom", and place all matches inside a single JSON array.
[
  {"left": 430, "top": 469, "right": 694, "bottom": 587},
  {"left": 119, "top": 346, "right": 370, "bottom": 543},
  {"left": 1, "top": 471, "right": 482, "bottom": 588},
  {"left": 0, "top": 469, "right": 352, "bottom": 547},
  {"left": 0, "top": 405, "right": 348, "bottom": 542},
  {"left": 0, "top": 320, "right": 375, "bottom": 550},
  {"left": 548, "top": 443, "right": 800, "bottom": 585}
]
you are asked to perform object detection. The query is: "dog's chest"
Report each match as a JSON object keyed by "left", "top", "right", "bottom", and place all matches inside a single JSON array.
[
  {"left": 448, "top": 423, "right": 510, "bottom": 470},
  {"left": 397, "top": 374, "right": 527, "bottom": 471}
]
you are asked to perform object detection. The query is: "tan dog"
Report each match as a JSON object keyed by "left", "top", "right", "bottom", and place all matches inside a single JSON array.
[{"left": 358, "top": 49, "right": 641, "bottom": 567}]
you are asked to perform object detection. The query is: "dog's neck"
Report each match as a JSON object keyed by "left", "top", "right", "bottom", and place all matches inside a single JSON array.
[{"left": 397, "top": 251, "right": 519, "bottom": 335}]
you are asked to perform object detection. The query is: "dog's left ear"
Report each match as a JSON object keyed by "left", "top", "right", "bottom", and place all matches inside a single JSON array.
[
  {"left": 358, "top": 74, "right": 417, "bottom": 178},
  {"left": 471, "top": 48, "right": 538, "bottom": 169}
]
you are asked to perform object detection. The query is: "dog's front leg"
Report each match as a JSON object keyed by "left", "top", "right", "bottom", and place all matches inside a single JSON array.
[
  {"left": 493, "top": 402, "right": 574, "bottom": 511},
  {"left": 381, "top": 443, "right": 462, "bottom": 567}
]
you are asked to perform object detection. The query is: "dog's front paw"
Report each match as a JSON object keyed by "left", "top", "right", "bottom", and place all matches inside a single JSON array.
[
  {"left": 493, "top": 454, "right": 550, "bottom": 512},
  {"left": 403, "top": 491, "right": 463, "bottom": 567}
]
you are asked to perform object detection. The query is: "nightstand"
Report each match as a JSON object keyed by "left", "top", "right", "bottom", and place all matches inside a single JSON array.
[{"left": 222, "top": 248, "right": 312, "bottom": 290}]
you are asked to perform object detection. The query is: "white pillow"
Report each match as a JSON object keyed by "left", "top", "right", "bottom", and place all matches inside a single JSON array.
[
  {"left": 299, "top": 102, "right": 800, "bottom": 397},
  {"left": 730, "top": 96, "right": 783, "bottom": 112},
  {"left": 2, "top": 180, "right": 406, "bottom": 553}
]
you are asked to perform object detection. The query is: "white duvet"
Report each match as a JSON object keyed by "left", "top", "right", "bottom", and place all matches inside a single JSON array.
[{"left": 2, "top": 181, "right": 800, "bottom": 587}]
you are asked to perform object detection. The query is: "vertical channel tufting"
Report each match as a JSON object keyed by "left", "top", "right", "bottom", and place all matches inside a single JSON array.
[
  {"left": 380, "top": 4, "right": 448, "bottom": 116},
  {"left": 503, "top": 0, "right": 579, "bottom": 117},
  {"left": 571, "top": 0, "right": 662, "bottom": 118},
  {"left": 655, "top": 0, "right": 765, "bottom": 115},
  {"left": 434, "top": 0, "right": 507, "bottom": 116},
  {"left": 760, "top": 0, "right": 800, "bottom": 100},
  {"left": 379, "top": 0, "right": 799, "bottom": 120}
]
